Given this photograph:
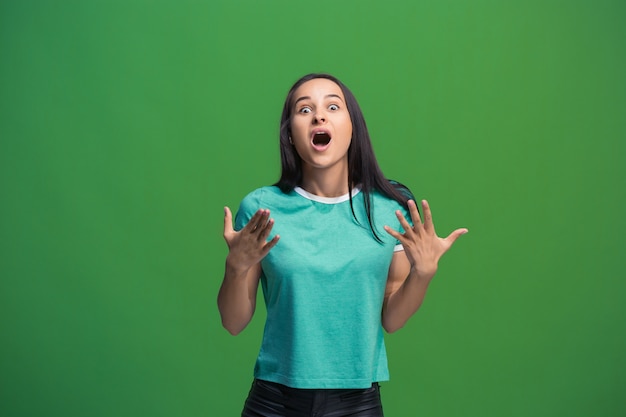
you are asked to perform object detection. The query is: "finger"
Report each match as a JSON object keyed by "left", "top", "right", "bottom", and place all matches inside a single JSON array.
[
  {"left": 383, "top": 225, "right": 407, "bottom": 243},
  {"left": 262, "top": 234, "right": 281, "bottom": 253},
  {"left": 257, "top": 217, "right": 275, "bottom": 242},
  {"left": 407, "top": 199, "right": 423, "bottom": 229},
  {"left": 444, "top": 228, "right": 469, "bottom": 247},
  {"left": 251, "top": 209, "right": 267, "bottom": 231},
  {"left": 395, "top": 210, "right": 415, "bottom": 237},
  {"left": 245, "top": 209, "right": 268, "bottom": 233},
  {"left": 241, "top": 209, "right": 261, "bottom": 232},
  {"left": 421, "top": 200, "right": 434, "bottom": 233},
  {"left": 253, "top": 210, "right": 272, "bottom": 235},
  {"left": 223, "top": 206, "right": 234, "bottom": 235}
]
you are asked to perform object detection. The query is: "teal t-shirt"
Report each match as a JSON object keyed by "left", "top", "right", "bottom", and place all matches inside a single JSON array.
[{"left": 234, "top": 185, "right": 410, "bottom": 389}]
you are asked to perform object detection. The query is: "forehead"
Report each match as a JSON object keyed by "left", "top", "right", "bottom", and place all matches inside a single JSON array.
[{"left": 292, "top": 78, "right": 345, "bottom": 102}]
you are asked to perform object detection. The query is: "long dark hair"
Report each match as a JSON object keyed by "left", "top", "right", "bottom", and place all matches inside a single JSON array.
[{"left": 274, "top": 73, "right": 415, "bottom": 242}]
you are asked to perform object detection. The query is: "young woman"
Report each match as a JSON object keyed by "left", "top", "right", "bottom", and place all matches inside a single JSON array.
[{"left": 218, "top": 73, "right": 467, "bottom": 416}]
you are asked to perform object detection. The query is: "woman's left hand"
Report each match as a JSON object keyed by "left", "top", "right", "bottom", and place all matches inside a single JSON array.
[{"left": 384, "top": 199, "right": 468, "bottom": 281}]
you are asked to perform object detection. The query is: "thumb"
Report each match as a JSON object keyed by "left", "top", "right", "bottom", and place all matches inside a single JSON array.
[
  {"left": 445, "top": 228, "right": 468, "bottom": 246},
  {"left": 223, "top": 206, "right": 234, "bottom": 235}
]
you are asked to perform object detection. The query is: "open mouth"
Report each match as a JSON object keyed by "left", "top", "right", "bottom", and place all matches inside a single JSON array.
[{"left": 312, "top": 132, "right": 331, "bottom": 146}]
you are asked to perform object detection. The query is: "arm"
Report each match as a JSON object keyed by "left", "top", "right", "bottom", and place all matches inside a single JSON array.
[
  {"left": 218, "top": 260, "right": 262, "bottom": 336},
  {"left": 382, "top": 251, "right": 431, "bottom": 333},
  {"left": 217, "top": 207, "right": 279, "bottom": 335},
  {"left": 382, "top": 199, "right": 467, "bottom": 333}
]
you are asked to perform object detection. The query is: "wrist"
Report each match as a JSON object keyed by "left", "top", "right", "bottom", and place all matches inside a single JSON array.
[
  {"left": 409, "top": 264, "right": 436, "bottom": 284},
  {"left": 225, "top": 254, "right": 251, "bottom": 276}
]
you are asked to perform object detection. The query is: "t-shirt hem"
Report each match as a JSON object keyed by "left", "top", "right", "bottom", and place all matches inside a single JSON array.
[{"left": 254, "top": 372, "right": 390, "bottom": 389}]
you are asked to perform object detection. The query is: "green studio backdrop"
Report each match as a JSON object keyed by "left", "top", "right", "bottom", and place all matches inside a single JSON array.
[{"left": 1, "top": 0, "right": 624, "bottom": 416}]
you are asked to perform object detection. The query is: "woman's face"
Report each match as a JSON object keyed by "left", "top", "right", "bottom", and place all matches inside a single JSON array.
[{"left": 289, "top": 78, "right": 353, "bottom": 177}]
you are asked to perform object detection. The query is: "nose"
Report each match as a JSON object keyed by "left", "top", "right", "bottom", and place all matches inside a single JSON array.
[{"left": 313, "top": 110, "right": 326, "bottom": 124}]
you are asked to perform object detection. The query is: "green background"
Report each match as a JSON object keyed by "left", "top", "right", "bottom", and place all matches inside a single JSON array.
[{"left": 1, "top": 0, "right": 624, "bottom": 416}]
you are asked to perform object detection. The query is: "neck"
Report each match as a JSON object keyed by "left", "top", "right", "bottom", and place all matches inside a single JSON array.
[{"left": 300, "top": 164, "right": 350, "bottom": 198}]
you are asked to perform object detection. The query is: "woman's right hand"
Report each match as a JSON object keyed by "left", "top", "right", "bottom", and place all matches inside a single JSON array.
[{"left": 223, "top": 207, "right": 280, "bottom": 272}]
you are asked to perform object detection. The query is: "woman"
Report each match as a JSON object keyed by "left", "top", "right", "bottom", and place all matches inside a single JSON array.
[{"left": 218, "top": 73, "right": 467, "bottom": 416}]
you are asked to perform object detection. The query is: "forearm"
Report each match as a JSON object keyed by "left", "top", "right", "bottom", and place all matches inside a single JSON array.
[
  {"left": 217, "top": 258, "right": 259, "bottom": 335},
  {"left": 382, "top": 268, "right": 433, "bottom": 333}
]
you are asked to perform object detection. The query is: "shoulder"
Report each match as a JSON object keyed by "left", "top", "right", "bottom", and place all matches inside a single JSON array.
[
  {"left": 387, "top": 179, "right": 416, "bottom": 202},
  {"left": 235, "top": 186, "right": 290, "bottom": 229},
  {"left": 369, "top": 192, "right": 406, "bottom": 222},
  {"left": 371, "top": 180, "right": 415, "bottom": 209},
  {"left": 238, "top": 185, "right": 289, "bottom": 208}
]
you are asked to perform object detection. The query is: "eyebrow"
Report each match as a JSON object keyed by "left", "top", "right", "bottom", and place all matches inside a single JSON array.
[{"left": 293, "top": 94, "right": 345, "bottom": 106}]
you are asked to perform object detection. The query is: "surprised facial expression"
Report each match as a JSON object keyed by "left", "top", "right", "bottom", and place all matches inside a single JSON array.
[{"left": 289, "top": 78, "right": 353, "bottom": 175}]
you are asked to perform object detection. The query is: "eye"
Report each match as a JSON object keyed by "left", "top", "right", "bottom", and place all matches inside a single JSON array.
[
  {"left": 298, "top": 106, "right": 312, "bottom": 114},
  {"left": 328, "top": 104, "right": 339, "bottom": 111}
]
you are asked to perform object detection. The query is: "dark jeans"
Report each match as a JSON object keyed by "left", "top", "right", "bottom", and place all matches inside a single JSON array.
[{"left": 241, "top": 379, "right": 385, "bottom": 417}]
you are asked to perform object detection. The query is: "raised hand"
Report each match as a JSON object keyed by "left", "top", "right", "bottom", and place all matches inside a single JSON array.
[
  {"left": 223, "top": 207, "right": 280, "bottom": 272},
  {"left": 384, "top": 200, "right": 467, "bottom": 281}
]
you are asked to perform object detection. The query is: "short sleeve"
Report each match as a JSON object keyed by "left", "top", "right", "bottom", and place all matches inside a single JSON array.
[
  {"left": 386, "top": 181, "right": 416, "bottom": 252},
  {"left": 234, "top": 189, "right": 263, "bottom": 231},
  {"left": 392, "top": 202, "right": 414, "bottom": 252}
]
